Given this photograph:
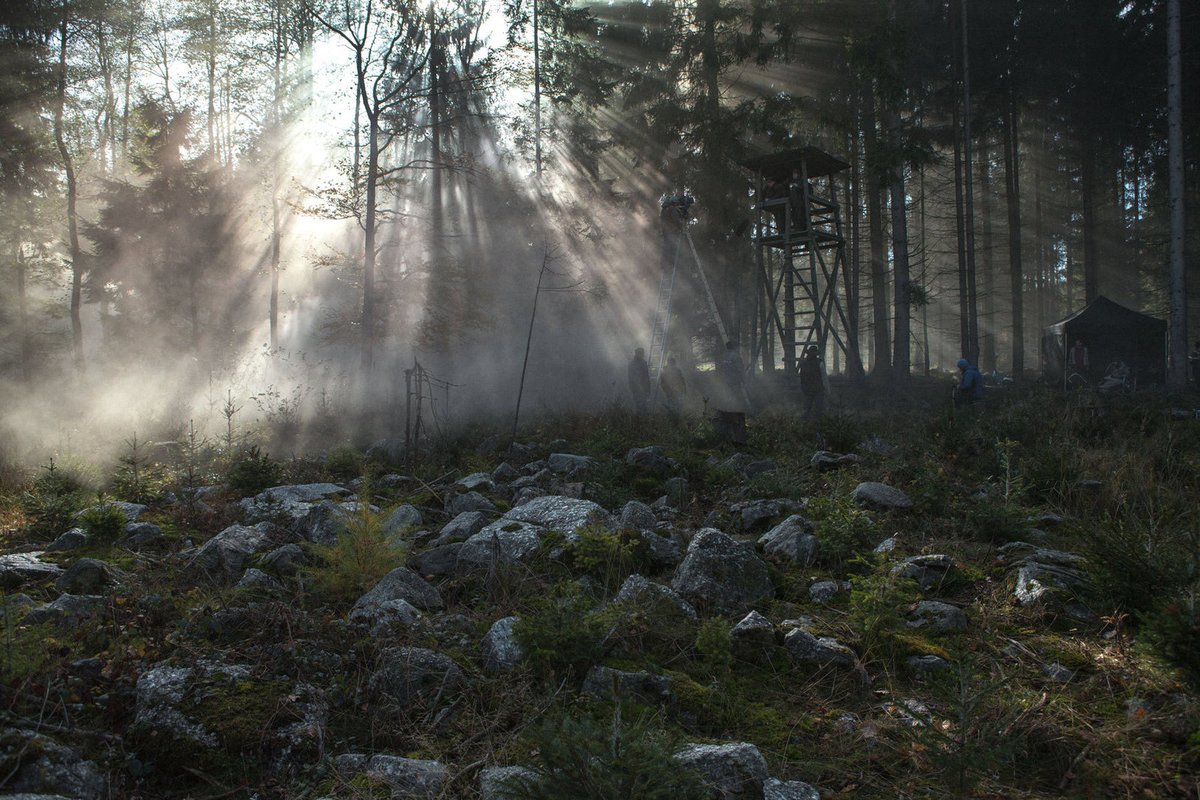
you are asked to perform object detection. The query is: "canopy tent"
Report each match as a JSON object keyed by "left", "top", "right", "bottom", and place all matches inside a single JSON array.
[{"left": 1042, "top": 296, "right": 1167, "bottom": 386}]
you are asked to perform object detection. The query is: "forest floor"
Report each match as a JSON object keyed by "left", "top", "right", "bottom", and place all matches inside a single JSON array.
[{"left": 1, "top": 386, "right": 1199, "bottom": 799}]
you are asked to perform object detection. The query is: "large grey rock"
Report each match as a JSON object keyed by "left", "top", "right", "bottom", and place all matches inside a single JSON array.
[
  {"left": 998, "top": 543, "right": 1089, "bottom": 607},
  {"left": 675, "top": 742, "right": 769, "bottom": 800},
  {"left": 363, "top": 755, "right": 447, "bottom": 798},
  {"left": 123, "top": 521, "right": 164, "bottom": 548},
  {"left": 764, "top": 778, "right": 821, "bottom": 800},
  {"left": 480, "top": 766, "right": 538, "bottom": 800},
  {"left": 811, "top": 451, "right": 861, "bottom": 471},
  {"left": 412, "top": 544, "right": 462, "bottom": 578},
  {"left": 457, "top": 521, "right": 545, "bottom": 570},
  {"left": 354, "top": 567, "right": 443, "bottom": 612},
  {"left": 620, "top": 500, "right": 658, "bottom": 532},
  {"left": 446, "top": 491, "right": 496, "bottom": 516},
  {"left": 492, "top": 463, "right": 522, "bottom": 483},
  {"left": 236, "top": 567, "right": 283, "bottom": 592},
  {"left": 262, "top": 543, "right": 306, "bottom": 576},
  {"left": 730, "top": 610, "right": 775, "bottom": 662},
  {"left": 371, "top": 647, "right": 465, "bottom": 708},
  {"left": 54, "top": 558, "right": 120, "bottom": 595},
  {"left": 892, "top": 554, "right": 953, "bottom": 589},
  {"left": 614, "top": 574, "right": 697, "bottom": 622},
  {"left": 45, "top": 528, "right": 88, "bottom": 552},
  {"left": 908, "top": 600, "right": 968, "bottom": 631},
  {"left": 851, "top": 482, "right": 913, "bottom": 510},
  {"left": 456, "top": 472, "right": 496, "bottom": 493},
  {"left": 433, "top": 510, "right": 489, "bottom": 546},
  {"left": 240, "top": 483, "right": 348, "bottom": 525},
  {"left": 809, "top": 580, "right": 841, "bottom": 603},
  {"left": 784, "top": 628, "right": 857, "bottom": 669},
  {"left": 758, "top": 515, "right": 818, "bottom": 565},
  {"left": 546, "top": 453, "right": 593, "bottom": 474},
  {"left": 480, "top": 616, "right": 524, "bottom": 672},
  {"left": 582, "top": 665, "right": 672, "bottom": 706},
  {"left": 729, "top": 498, "right": 806, "bottom": 532},
  {"left": 134, "top": 664, "right": 219, "bottom": 747},
  {"left": 663, "top": 476, "right": 690, "bottom": 507},
  {"left": 384, "top": 506, "right": 427, "bottom": 537},
  {"left": 297, "top": 500, "right": 380, "bottom": 546},
  {"left": 907, "top": 654, "right": 952, "bottom": 677},
  {"left": 642, "top": 530, "right": 683, "bottom": 568},
  {"left": 625, "top": 445, "right": 677, "bottom": 476},
  {"left": 188, "top": 522, "right": 275, "bottom": 583},
  {"left": 0, "top": 552, "right": 64, "bottom": 588},
  {"left": 0, "top": 730, "right": 105, "bottom": 800},
  {"left": 502, "top": 495, "right": 612, "bottom": 537},
  {"left": 671, "top": 529, "right": 774, "bottom": 617},
  {"left": 349, "top": 598, "right": 423, "bottom": 635},
  {"left": 23, "top": 594, "right": 104, "bottom": 628}
]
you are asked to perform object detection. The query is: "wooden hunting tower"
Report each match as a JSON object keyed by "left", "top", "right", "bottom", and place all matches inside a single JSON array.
[{"left": 741, "top": 147, "right": 862, "bottom": 376}]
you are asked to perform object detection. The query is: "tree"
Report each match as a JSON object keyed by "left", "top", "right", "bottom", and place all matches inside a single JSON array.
[
  {"left": 308, "top": 0, "right": 431, "bottom": 372},
  {"left": 85, "top": 103, "right": 236, "bottom": 362}
]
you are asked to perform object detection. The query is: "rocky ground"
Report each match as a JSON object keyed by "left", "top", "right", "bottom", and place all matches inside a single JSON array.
[{"left": 1, "top": 396, "right": 1198, "bottom": 798}]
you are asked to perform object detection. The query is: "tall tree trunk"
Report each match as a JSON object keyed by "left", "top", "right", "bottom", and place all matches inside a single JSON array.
[
  {"left": 55, "top": 8, "right": 84, "bottom": 373},
  {"left": 979, "top": 137, "right": 995, "bottom": 371},
  {"left": 865, "top": 94, "right": 889, "bottom": 376},
  {"left": 206, "top": 2, "right": 217, "bottom": 159},
  {"left": 362, "top": 114, "right": 379, "bottom": 372},
  {"left": 1004, "top": 101, "right": 1024, "bottom": 375},
  {"left": 888, "top": 113, "right": 910, "bottom": 382},
  {"left": 1166, "top": 0, "right": 1186, "bottom": 387},
  {"left": 847, "top": 113, "right": 862, "bottom": 374},
  {"left": 959, "top": 0, "right": 979, "bottom": 362},
  {"left": 1080, "top": 137, "right": 1099, "bottom": 303},
  {"left": 16, "top": 244, "right": 32, "bottom": 383}
]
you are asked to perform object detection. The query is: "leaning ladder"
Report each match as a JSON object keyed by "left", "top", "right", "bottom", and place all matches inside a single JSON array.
[
  {"left": 648, "top": 228, "right": 748, "bottom": 407},
  {"left": 648, "top": 231, "right": 687, "bottom": 381}
]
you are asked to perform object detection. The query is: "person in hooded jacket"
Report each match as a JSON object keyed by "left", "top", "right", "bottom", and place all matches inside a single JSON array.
[{"left": 954, "top": 357, "right": 984, "bottom": 409}]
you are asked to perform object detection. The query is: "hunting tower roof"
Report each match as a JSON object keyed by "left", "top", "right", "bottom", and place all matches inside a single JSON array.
[{"left": 739, "top": 147, "right": 850, "bottom": 181}]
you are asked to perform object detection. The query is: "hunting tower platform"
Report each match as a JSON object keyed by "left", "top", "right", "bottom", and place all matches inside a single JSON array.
[{"left": 741, "top": 147, "right": 862, "bottom": 376}]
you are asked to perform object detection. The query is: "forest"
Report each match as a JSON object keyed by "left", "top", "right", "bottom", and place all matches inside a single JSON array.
[
  {"left": 2, "top": 2, "right": 1200, "bottom": 798},
  {"left": 0, "top": 0, "right": 1195, "bottom": 450}
]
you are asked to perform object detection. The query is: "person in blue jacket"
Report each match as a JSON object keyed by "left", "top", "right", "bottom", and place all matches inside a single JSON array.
[{"left": 954, "top": 357, "right": 983, "bottom": 408}]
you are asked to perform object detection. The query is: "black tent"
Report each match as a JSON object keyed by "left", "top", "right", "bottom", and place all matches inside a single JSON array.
[{"left": 1042, "top": 296, "right": 1167, "bottom": 386}]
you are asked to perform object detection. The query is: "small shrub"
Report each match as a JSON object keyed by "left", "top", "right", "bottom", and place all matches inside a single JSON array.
[
  {"left": 305, "top": 502, "right": 406, "bottom": 607},
  {"left": 963, "top": 499, "right": 1031, "bottom": 543},
  {"left": 19, "top": 460, "right": 85, "bottom": 536},
  {"left": 818, "top": 413, "right": 865, "bottom": 454},
  {"left": 1140, "top": 597, "right": 1200, "bottom": 687},
  {"left": 78, "top": 503, "right": 128, "bottom": 543},
  {"left": 847, "top": 555, "right": 922, "bottom": 671},
  {"left": 514, "top": 582, "right": 610, "bottom": 682},
  {"left": 499, "top": 710, "right": 708, "bottom": 800},
  {"left": 325, "top": 445, "right": 361, "bottom": 482},
  {"left": 807, "top": 490, "right": 879, "bottom": 570},
  {"left": 694, "top": 617, "right": 733, "bottom": 678},
  {"left": 571, "top": 526, "right": 651, "bottom": 594},
  {"left": 225, "top": 445, "right": 284, "bottom": 497}
]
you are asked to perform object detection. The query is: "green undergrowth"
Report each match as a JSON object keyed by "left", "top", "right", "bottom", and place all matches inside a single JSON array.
[{"left": 3, "top": 393, "right": 1199, "bottom": 797}]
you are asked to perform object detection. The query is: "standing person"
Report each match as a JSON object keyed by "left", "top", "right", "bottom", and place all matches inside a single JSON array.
[
  {"left": 954, "top": 357, "right": 984, "bottom": 409},
  {"left": 660, "top": 355, "right": 686, "bottom": 414},
  {"left": 1189, "top": 341, "right": 1200, "bottom": 388},
  {"left": 628, "top": 347, "right": 651, "bottom": 413},
  {"left": 798, "top": 345, "right": 829, "bottom": 418},
  {"left": 1069, "top": 339, "right": 1089, "bottom": 375}
]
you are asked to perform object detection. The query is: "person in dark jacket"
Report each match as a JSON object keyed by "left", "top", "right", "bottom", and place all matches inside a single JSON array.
[
  {"left": 798, "top": 345, "right": 829, "bottom": 418},
  {"left": 629, "top": 347, "right": 651, "bottom": 413},
  {"left": 954, "top": 357, "right": 984, "bottom": 408}
]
